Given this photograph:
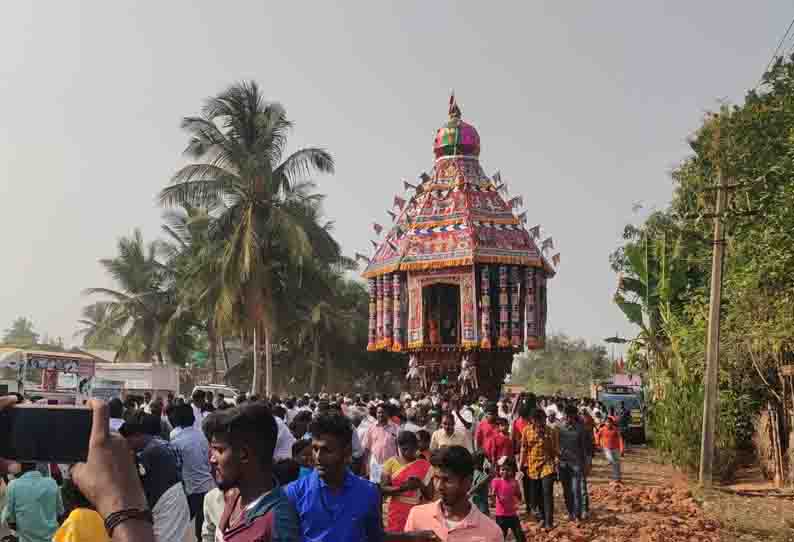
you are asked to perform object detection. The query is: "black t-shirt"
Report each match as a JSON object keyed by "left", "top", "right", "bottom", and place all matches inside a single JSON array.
[{"left": 137, "top": 437, "right": 182, "bottom": 509}]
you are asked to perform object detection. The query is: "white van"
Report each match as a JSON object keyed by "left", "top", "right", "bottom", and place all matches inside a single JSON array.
[{"left": 192, "top": 384, "right": 239, "bottom": 405}]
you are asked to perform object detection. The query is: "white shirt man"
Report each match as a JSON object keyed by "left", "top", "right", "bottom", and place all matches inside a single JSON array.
[
  {"left": 453, "top": 407, "right": 476, "bottom": 450},
  {"left": 272, "top": 414, "right": 297, "bottom": 461},
  {"left": 285, "top": 408, "right": 297, "bottom": 425},
  {"left": 192, "top": 403, "right": 205, "bottom": 431}
]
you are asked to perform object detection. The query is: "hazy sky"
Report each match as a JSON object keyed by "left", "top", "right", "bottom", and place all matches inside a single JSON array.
[{"left": 0, "top": 2, "right": 789, "bottom": 351}]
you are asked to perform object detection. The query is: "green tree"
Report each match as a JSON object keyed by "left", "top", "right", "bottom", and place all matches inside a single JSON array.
[
  {"left": 511, "top": 333, "right": 611, "bottom": 396},
  {"left": 611, "top": 219, "right": 694, "bottom": 379},
  {"left": 159, "top": 206, "right": 225, "bottom": 371},
  {"left": 84, "top": 229, "right": 177, "bottom": 363},
  {"left": 609, "top": 57, "right": 794, "bottom": 475},
  {"left": 159, "top": 81, "right": 335, "bottom": 395},
  {"left": 74, "top": 302, "right": 126, "bottom": 350},
  {"left": 2, "top": 317, "right": 40, "bottom": 346},
  {"left": 294, "top": 274, "right": 358, "bottom": 391}
]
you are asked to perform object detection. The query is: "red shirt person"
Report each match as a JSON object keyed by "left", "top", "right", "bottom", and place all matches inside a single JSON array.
[
  {"left": 474, "top": 402, "right": 499, "bottom": 451},
  {"left": 484, "top": 418, "right": 513, "bottom": 466}
]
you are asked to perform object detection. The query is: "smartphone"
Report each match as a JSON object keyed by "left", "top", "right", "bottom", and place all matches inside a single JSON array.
[{"left": 0, "top": 404, "right": 92, "bottom": 463}]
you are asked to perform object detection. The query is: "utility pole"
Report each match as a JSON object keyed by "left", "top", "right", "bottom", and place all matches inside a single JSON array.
[
  {"left": 252, "top": 327, "right": 258, "bottom": 395},
  {"left": 699, "top": 130, "right": 727, "bottom": 488},
  {"left": 265, "top": 330, "right": 272, "bottom": 398}
]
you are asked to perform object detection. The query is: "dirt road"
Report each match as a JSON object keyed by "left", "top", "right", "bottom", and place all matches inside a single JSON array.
[
  {"left": 514, "top": 446, "right": 720, "bottom": 542},
  {"left": 538, "top": 445, "right": 793, "bottom": 542}
]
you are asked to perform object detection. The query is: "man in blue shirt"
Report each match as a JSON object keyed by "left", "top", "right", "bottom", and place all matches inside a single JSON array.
[
  {"left": 1, "top": 462, "right": 64, "bottom": 542},
  {"left": 285, "top": 413, "right": 384, "bottom": 542},
  {"left": 168, "top": 403, "right": 216, "bottom": 541}
]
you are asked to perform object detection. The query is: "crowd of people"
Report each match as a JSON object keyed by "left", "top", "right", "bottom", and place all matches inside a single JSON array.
[{"left": 0, "top": 388, "right": 633, "bottom": 542}]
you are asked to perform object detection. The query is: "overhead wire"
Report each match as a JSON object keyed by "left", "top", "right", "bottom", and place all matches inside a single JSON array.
[{"left": 784, "top": 31, "right": 794, "bottom": 59}]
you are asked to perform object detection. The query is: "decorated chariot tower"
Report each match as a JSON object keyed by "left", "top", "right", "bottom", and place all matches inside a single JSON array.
[{"left": 361, "top": 96, "right": 557, "bottom": 396}]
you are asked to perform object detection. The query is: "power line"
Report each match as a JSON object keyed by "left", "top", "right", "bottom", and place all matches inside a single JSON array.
[
  {"left": 784, "top": 33, "right": 794, "bottom": 59},
  {"left": 758, "top": 14, "right": 794, "bottom": 87}
]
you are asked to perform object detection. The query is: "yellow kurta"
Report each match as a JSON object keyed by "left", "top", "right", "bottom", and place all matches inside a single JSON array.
[{"left": 53, "top": 508, "right": 110, "bottom": 542}]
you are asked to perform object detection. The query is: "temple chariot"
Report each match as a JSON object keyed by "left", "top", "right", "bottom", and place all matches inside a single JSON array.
[{"left": 361, "top": 96, "right": 556, "bottom": 397}]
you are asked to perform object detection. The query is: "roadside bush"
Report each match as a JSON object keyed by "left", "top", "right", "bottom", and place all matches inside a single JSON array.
[{"left": 649, "top": 377, "right": 744, "bottom": 481}]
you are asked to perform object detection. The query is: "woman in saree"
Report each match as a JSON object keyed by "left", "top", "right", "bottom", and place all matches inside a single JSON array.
[{"left": 380, "top": 430, "right": 433, "bottom": 532}]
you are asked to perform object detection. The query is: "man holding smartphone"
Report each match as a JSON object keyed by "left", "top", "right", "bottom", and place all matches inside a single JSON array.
[{"left": 0, "top": 397, "right": 157, "bottom": 541}]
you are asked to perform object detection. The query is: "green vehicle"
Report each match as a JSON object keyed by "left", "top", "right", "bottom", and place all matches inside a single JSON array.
[{"left": 596, "top": 384, "right": 646, "bottom": 443}]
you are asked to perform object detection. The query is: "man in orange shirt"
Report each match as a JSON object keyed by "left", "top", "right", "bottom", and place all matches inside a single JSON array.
[
  {"left": 404, "top": 446, "right": 503, "bottom": 541},
  {"left": 596, "top": 417, "right": 624, "bottom": 482}
]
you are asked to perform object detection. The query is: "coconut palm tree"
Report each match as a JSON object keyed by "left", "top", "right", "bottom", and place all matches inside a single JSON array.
[
  {"left": 74, "top": 302, "right": 126, "bottom": 350},
  {"left": 160, "top": 205, "right": 226, "bottom": 371},
  {"left": 159, "top": 81, "right": 335, "bottom": 396},
  {"left": 295, "top": 299, "right": 355, "bottom": 391},
  {"left": 84, "top": 229, "right": 176, "bottom": 362}
]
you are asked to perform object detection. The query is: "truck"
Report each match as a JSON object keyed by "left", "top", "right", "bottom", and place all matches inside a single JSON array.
[{"left": 594, "top": 383, "right": 646, "bottom": 443}]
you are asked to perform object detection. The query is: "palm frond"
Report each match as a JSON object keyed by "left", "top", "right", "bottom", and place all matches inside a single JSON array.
[
  {"left": 274, "top": 148, "right": 334, "bottom": 193},
  {"left": 159, "top": 179, "right": 230, "bottom": 209},
  {"left": 82, "top": 287, "right": 135, "bottom": 303}
]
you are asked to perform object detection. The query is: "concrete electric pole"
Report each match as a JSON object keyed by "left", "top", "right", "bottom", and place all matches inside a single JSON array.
[{"left": 699, "top": 121, "right": 727, "bottom": 489}]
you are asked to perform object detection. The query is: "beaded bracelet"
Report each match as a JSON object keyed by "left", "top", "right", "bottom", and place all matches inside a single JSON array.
[{"left": 104, "top": 508, "right": 154, "bottom": 537}]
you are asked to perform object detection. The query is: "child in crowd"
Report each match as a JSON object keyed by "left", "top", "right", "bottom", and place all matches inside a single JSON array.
[
  {"left": 53, "top": 479, "right": 110, "bottom": 542},
  {"left": 416, "top": 430, "right": 432, "bottom": 462},
  {"left": 490, "top": 457, "right": 525, "bottom": 542},
  {"left": 292, "top": 438, "right": 313, "bottom": 478},
  {"left": 468, "top": 451, "right": 492, "bottom": 516}
]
